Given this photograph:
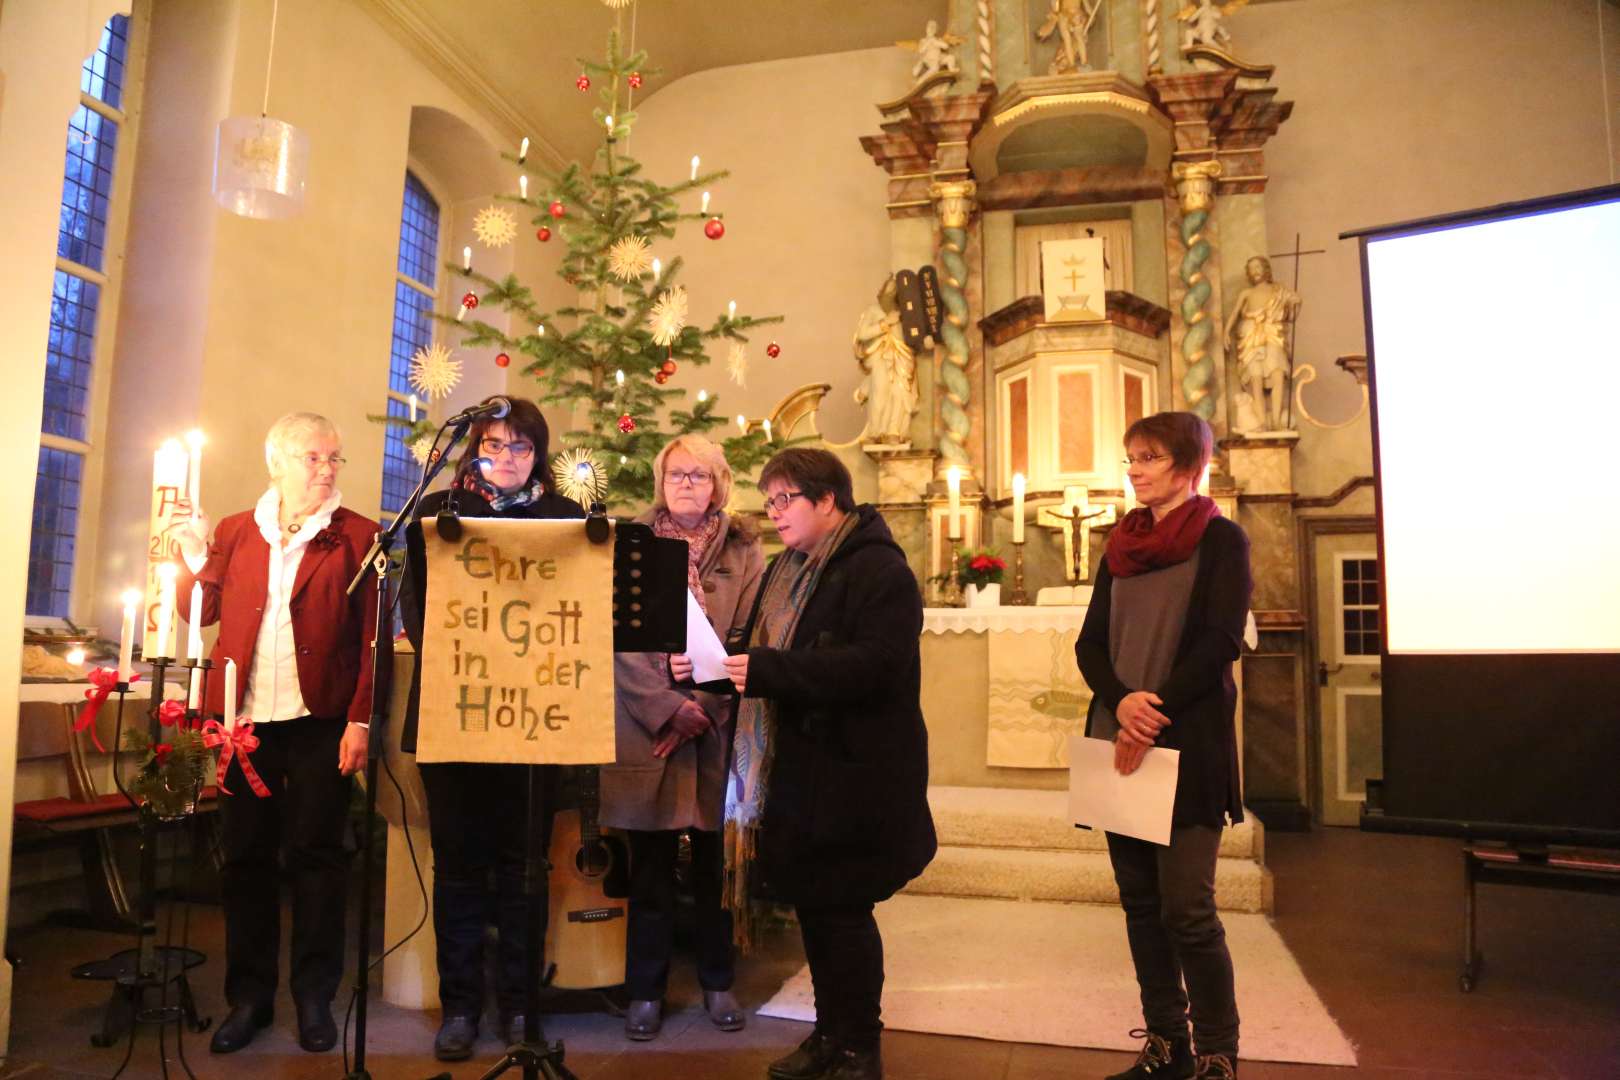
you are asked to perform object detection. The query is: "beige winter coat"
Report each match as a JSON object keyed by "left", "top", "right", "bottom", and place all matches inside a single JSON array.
[{"left": 598, "top": 510, "right": 764, "bottom": 832}]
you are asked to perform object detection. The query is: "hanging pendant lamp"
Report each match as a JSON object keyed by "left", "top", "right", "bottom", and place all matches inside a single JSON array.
[{"left": 212, "top": 0, "right": 309, "bottom": 219}]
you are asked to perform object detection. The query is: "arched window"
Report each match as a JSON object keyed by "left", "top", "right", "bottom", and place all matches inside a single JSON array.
[
  {"left": 381, "top": 170, "right": 442, "bottom": 517},
  {"left": 28, "top": 13, "right": 136, "bottom": 618}
]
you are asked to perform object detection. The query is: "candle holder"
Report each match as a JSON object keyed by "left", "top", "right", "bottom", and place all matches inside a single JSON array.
[
  {"left": 74, "top": 653, "right": 210, "bottom": 1063},
  {"left": 941, "top": 538, "right": 965, "bottom": 607},
  {"left": 1007, "top": 540, "right": 1030, "bottom": 605}
]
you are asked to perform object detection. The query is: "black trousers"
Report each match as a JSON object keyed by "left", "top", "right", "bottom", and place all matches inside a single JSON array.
[
  {"left": 219, "top": 716, "right": 353, "bottom": 1008},
  {"left": 797, "top": 902, "right": 884, "bottom": 1053},
  {"left": 1106, "top": 826, "right": 1240, "bottom": 1057},
  {"left": 624, "top": 828, "right": 733, "bottom": 1000},
  {"left": 419, "top": 762, "right": 554, "bottom": 1019}
]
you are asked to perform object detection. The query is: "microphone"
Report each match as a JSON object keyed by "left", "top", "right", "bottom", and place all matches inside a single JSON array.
[{"left": 446, "top": 396, "right": 511, "bottom": 426}]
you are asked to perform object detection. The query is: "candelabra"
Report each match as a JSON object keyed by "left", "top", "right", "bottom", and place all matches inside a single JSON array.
[
  {"left": 941, "top": 537, "right": 965, "bottom": 606},
  {"left": 1007, "top": 540, "right": 1029, "bottom": 605}
]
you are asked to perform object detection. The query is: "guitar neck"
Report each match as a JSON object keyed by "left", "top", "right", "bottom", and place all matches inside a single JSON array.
[{"left": 576, "top": 764, "right": 601, "bottom": 847}]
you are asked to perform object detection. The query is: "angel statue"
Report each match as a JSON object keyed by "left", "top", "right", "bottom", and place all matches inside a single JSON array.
[
  {"left": 1178, "top": 0, "right": 1250, "bottom": 53},
  {"left": 853, "top": 275, "right": 919, "bottom": 444},
  {"left": 897, "top": 19, "right": 964, "bottom": 86},
  {"left": 1035, "top": 0, "right": 1104, "bottom": 74}
]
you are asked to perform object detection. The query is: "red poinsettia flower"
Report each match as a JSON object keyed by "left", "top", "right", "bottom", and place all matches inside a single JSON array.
[
  {"left": 153, "top": 743, "right": 174, "bottom": 766},
  {"left": 970, "top": 555, "right": 995, "bottom": 571}
]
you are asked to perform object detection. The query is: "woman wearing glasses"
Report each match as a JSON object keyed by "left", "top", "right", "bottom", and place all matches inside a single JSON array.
[
  {"left": 600, "top": 434, "right": 764, "bottom": 1040},
  {"left": 1077, "top": 411, "right": 1251, "bottom": 1080},
  {"left": 174, "top": 412, "right": 384, "bottom": 1055},
  {"left": 398, "top": 396, "right": 585, "bottom": 1061},
  {"left": 721, "top": 447, "right": 935, "bottom": 1080}
]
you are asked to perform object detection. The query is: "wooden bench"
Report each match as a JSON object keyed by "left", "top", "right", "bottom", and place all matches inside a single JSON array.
[{"left": 12, "top": 700, "right": 219, "bottom": 927}]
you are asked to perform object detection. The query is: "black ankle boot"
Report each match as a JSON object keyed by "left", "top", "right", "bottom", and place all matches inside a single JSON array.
[
  {"left": 768, "top": 1029, "right": 836, "bottom": 1080},
  {"left": 823, "top": 1045, "right": 882, "bottom": 1080},
  {"left": 1194, "top": 1052, "right": 1238, "bottom": 1079},
  {"left": 1105, "top": 1029, "right": 1194, "bottom": 1080}
]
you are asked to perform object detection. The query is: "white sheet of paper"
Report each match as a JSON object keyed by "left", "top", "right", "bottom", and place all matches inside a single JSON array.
[
  {"left": 1067, "top": 735, "right": 1181, "bottom": 846},
  {"left": 684, "top": 589, "right": 731, "bottom": 683}
]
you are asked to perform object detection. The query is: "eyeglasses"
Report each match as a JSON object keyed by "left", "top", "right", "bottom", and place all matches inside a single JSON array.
[
  {"left": 480, "top": 437, "right": 535, "bottom": 459},
  {"left": 299, "top": 453, "right": 346, "bottom": 470},
  {"left": 762, "top": 490, "right": 806, "bottom": 513},
  {"left": 1122, "top": 452, "right": 1171, "bottom": 468},
  {"left": 665, "top": 469, "right": 714, "bottom": 487}
]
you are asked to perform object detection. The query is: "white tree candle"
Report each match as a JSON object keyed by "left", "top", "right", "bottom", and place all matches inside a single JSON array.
[
  {"left": 224, "top": 658, "right": 237, "bottom": 726},
  {"left": 186, "top": 582, "right": 204, "bottom": 662},
  {"left": 690, "top": 155, "right": 700, "bottom": 181},
  {"left": 118, "top": 589, "right": 140, "bottom": 682}
]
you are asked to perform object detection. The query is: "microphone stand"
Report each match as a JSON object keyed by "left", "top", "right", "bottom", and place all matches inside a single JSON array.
[{"left": 343, "top": 419, "right": 469, "bottom": 1080}]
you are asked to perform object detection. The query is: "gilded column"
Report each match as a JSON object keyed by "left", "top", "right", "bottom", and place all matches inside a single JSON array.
[
  {"left": 1172, "top": 160, "right": 1223, "bottom": 422},
  {"left": 928, "top": 179, "right": 977, "bottom": 474}
]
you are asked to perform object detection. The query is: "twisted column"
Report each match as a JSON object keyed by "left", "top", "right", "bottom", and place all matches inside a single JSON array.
[
  {"left": 976, "top": 1, "right": 995, "bottom": 86},
  {"left": 1173, "top": 160, "right": 1223, "bottom": 422},
  {"left": 1143, "top": 0, "right": 1162, "bottom": 74},
  {"left": 929, "top": 179, "right": 977, "bottom": 473}
]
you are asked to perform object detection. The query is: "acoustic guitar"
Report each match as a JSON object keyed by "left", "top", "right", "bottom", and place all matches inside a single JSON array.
[{"left": 544, "top": 765, "right": 629, "bottom": 989}]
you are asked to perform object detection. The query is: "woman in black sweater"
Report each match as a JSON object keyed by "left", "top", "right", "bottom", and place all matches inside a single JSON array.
[
  {"left": 399, "top": 397, "right": 583, "bottom": 1061},
  {"left": 1076, "top": 411, "right": 1252, "bottom": 1080}
]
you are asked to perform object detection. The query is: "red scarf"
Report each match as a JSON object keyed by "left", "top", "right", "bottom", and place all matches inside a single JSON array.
[{"left": 1105, "top": 495, "right": 1221, "bottom": 579}]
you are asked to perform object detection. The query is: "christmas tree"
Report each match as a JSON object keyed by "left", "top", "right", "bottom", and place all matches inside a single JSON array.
[{"left": 391, "top": 28, "right": 782, "bottom": 509}]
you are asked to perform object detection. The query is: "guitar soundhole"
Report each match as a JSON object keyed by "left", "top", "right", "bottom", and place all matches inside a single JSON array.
[{"left": 576, "top": 841, "right": 612, "bottom": 878}]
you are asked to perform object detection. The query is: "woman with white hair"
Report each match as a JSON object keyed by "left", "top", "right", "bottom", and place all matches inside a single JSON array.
[
  {"left": 176, "top": 411, "right": 384, "bottom": 1056},
  {"left": 600, "top": 434, "right": 764, "bottom": 1041}
]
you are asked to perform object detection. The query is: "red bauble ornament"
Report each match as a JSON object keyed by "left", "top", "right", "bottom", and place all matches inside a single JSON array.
[
  {"left": 495, "top": 352, "right": 511, "bottom": 368},
  {"left": 575, "top": 73, "right": 591, "bottom": 91},
  {"left": 660, "top": 359, "right": 677, "bottom": 376},
  {"left": 627, "top": 71, "right": 643, "bottom": 90},
  {"left": 704, "top": 217, "right": 726, "bottom": 240},
  {"left": 617, "top": 413, "right": 636, "bottom": 434},
  {"left": 535, "top": 226, "right": 551, "bottom": 242},
  {"left": 766, "top": 341, "right": 781, "bottom": 358},
  {"left": 461, "top": 292, "right": 480, "bottom": 310},
  {"left": 653, "top": 371, "right": 670, "bottom": 385},
  {"left": 548, "top": 200, "right": 565, "bottom": 219}
]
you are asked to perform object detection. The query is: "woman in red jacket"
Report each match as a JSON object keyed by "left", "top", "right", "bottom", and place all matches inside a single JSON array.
[{"left": 176, "top": 411, "right": 383, "bottom": 1056}]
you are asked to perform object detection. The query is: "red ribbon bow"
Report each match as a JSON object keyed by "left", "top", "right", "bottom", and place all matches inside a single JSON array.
[
  {"left": 76, "top": 668, "right": 139, "bottom": 753},
  {"left": 200, "top": 719, "right": 270, "bottom": 798},
  {"left": 157, "top": 699, "right": 188, "bottom": 728}
]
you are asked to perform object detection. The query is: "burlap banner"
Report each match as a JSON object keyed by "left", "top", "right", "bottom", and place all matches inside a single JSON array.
[{"left": 416, "top": 518, "right": 615, "bottom": 765}]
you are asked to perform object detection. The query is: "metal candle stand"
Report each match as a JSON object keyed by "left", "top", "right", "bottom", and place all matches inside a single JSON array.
[
  {"left": 71, "top": 654, "right": 212, "bottom": 1076},
  {"left": 1006, "top": 540, "right": 1030, "bottom": 605},
  {"left": 941, "top": 537, "right": 965, "bottom": 606}
]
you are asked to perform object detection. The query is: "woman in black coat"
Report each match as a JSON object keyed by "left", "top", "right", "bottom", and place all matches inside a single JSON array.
[
  {"left": 399, "top": 397, "right": 583, "bottom": 1062},
  {"left": 721, "top": 447, "right": 936, "bottom": 1080},
  {"left": 1076, "top": 411, "right": 1251, "bottom": 1080}
]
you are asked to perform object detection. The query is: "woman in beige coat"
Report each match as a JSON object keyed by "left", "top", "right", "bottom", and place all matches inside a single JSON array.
[{"left": 600, "top": 434, "right": 764, "bottom": 1041}]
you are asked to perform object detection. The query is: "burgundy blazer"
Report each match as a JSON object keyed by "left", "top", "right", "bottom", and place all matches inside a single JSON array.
[{"left": 177, "top": 505, "right": 386, "bottom": 726}]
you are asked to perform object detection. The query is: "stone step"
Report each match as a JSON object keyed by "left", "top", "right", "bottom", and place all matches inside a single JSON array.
[
  {"left": 905, "top": 844, "right": 1272, "bottom": 914},
  {"left": 928, "top": 785, "right": 1262, "bottom": 861}
]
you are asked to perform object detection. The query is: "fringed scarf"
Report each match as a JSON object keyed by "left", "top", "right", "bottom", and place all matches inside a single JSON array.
[
  {"left": 652, "top": 509, "right": 726, "bottom": 677},
  {"left": 722, "top": 511, "right": 860, "bottom": 949},
  {"left": 460, "top": 471, "right": 546, "bottom": 512}
]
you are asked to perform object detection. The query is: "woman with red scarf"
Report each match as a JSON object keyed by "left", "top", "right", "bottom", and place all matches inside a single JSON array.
[
  {"left": 1076, "top": 411, "right": 1251, "bottom": 1080},
  {"left": 600, "top": 434, "right": 763, "bottom": 1040},
  {"left": 399, "top": 397, "right": 584, "bottom": 1061}
]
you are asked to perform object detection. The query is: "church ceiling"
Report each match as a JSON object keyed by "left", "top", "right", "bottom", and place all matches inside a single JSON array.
[{"left": 364, "top": 0, "right": 949, "bottom": 163}]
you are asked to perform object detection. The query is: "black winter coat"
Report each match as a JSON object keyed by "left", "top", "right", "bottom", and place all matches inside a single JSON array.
[
  {"left": 741, "top": 505, "right": 937, "bottom": 907},
  {"left": 398, "top": 485, "right": 586, "bottom": 753},
  {"left": 1076, "top": 515, "right": 1251, "bottom": 828}
]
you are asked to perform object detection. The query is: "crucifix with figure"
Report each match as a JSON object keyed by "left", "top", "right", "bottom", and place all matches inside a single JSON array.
[{"left": 1038, "top": 485, "right": 1116, "bottom": 581}]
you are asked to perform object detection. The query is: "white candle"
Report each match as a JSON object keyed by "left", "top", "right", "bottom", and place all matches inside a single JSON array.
[
  {"left": 651, "top": 257, "right": 661, "bottom": 278},
  {"left": 604, "top": 114, "right": 614, "bottom": 134},
  {"left": 408, "top": 393, "right": 418, "bottom": 423},
  {"left": 763, "top": 419, "right": 773, "bottom": 441},
  {"left": 701, "top": 190, "right": 711, "bottom": 214},
  {"left": 118, "top": 589, "right": 139, "bottom": 682},
  {"left": 519, "top": 174, "right": 528, "bottom": 199},
  {"left": 184, "top": 429, "right": 206, "bottom": 512},
  {"left": 736, "top": 414, "right": 747, "bottom": 432},
  {"left": 727, "top": 300, "right": 736, "bottom": 320},
  {"left": 697, "top": 389, "right": 708, "bottom": 403},
  {"left": 690, "top": 155, "right": 700, "bottom": 181},
  {"left": 155, "top": 563, "right": 177, "bottom": 660},
  {"left": 615, "top": 369, "right": 625, "bottom": 386},
  {"left": 518, "top": 136, "right": 529, "bottom": 163},
  {"left": 187, "top": 667, "right": 200, "bottom": 710},
  {"left": 946, "top": 467, "right": 963, "bottom": 540},
  {"left": 462, "top": 246, "right": 471, "bottom": 272},
  {"left": 186, "top": 581, "right": 204, "bottom": 662},
  {"left": 1011, "top": 473, "right": 1026, "bottom": 544},
  {"left": 536, "top": 323, "right": 545, "bottom": 337},
  {"left": 224, "top": 658, "right": 237, "bottom": 725}
]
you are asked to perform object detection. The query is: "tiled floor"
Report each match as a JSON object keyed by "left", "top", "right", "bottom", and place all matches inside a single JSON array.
[{"left": 3, "top": 827, "right": 1616, "bottom": 1079}]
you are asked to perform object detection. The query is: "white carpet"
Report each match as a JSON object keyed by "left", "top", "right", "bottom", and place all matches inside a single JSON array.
[{"left": 757, "top": 894, "right": 1357, "bottom": 1067}]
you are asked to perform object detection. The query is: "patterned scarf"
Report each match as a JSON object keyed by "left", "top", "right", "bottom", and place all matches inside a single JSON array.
[
  {"left": 723, "top": 511, "right": 860, "bottom": 948},
  {"left": 461, "top": 471, "right": 546, "bottom": 512},
  {"left": 652, "top": 509, "right": 725, "bottom": 676}
]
